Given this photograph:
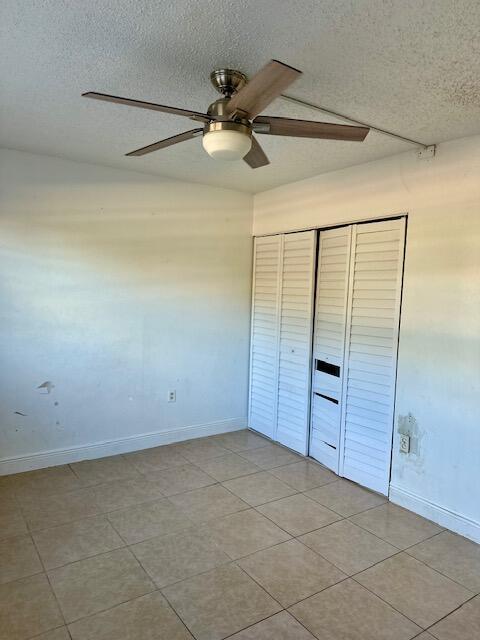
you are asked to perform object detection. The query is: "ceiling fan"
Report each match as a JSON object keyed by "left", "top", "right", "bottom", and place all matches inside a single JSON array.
[{"left": 83, "top": 59, "right": 369, "bottom": 169}]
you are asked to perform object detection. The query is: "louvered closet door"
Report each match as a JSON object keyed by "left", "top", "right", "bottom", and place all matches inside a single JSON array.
[
  {"left": 310, "top": 226, "right": 352, "bottom": 471},
  {"left": 276, "top": 231, "right": 316, "bottom": 454},
  {"left": 248, "top": 235, "right": 282, "bottom": 439},
  {"left": 340, "top": 218, "right": 406, "bottom": 495}
]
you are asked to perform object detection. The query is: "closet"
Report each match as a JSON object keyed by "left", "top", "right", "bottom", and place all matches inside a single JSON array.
[{"left": 248, "top": 217, "right": 406, "bottom": 495}]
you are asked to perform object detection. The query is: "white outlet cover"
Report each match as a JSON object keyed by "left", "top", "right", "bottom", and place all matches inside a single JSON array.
[{"left": 399, "top": 434, "right": 410, "bottom": 453}]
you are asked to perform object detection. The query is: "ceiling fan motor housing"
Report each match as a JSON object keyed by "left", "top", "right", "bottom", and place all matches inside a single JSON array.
[{"left": 210, "top": 68, "right": 247, "bottom": 97}]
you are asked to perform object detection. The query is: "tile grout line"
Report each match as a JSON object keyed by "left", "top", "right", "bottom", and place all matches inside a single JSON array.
[
  {"left": 158, "top": 581, "right": 202, "bottom": 639},
  {"left": 28, "top": 524, "right": 71, "bottom": 636},
  {"left": 403, "top": 550, "right": 479, "bottom": 593},
  {"left": 417, "top": 591, "right": 480, "bottom": 636},
  {"left": 348, "top": 560, "right": 474, "bottom": 632},
  {"left": 412, "top": 590, "right": 479, "bottom": 638},
  {"left": 121, "top": 535, "right": 199, "bottom": 639},
  {"left": 1, "top": 487, "right": 71, "bottom": 639},
  {"left": 401, "top": 531, "right": 480, "bottom": 593}
]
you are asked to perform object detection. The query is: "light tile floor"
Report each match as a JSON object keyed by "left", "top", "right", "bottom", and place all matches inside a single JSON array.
[{"left": 0, "top": 429, "right": 479, "bottom": 639}]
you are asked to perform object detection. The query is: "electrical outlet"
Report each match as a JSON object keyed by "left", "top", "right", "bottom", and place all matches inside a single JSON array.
[
  {"left": 168, "top": 390, "right": 176, "bottom": 403},
  {"left": 399, "top": 434, "right": 410, "bottom": 454}
]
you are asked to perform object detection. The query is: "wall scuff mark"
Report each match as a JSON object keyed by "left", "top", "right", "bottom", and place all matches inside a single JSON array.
[{"left": 37, "top": 381, "right": 55, "bottom": 394}]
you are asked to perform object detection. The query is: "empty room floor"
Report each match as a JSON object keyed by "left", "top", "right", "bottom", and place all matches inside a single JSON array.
[{"left": 0, "top": 430, "right": 479, "bottom": 640}]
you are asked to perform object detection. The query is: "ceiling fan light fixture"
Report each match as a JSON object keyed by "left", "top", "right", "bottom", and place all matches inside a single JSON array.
[{"left": 202, "top": 122, "right": 252, "bottom": 161}]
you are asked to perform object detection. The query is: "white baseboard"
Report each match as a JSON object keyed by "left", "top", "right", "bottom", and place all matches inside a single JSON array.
[
  {"left": 389, "top": 484, "right": 480, "bottom": 544},
  {"left": 0, "top": 417, "right": 247, "bottom": 476}
]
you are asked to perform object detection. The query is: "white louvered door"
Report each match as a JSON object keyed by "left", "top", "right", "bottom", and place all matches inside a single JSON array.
[
  {"left": 250, "top": 219, "right": 405, "bottom": 489},
  {"left": 310, "top": 226, "right": 352, "bottom": 471},
  {"left": 340, "top": 218, "right": 406, "bottom": 494},
  {"left": 249, "top": 231, "right": 316, "bottom": 453},
  {"left": 248, "top": 235, "right": 282, "bottom": 439},
  {"left": 276, "top": 231, "right": 316, "bottom": 454}
]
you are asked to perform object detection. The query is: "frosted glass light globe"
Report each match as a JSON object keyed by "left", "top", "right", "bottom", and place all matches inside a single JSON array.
[{"left": 202, "top": 129, "right": 252, "bottom": 160}]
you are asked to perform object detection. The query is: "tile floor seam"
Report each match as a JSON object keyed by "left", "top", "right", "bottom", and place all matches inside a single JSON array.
[
  {"left": 420, "top": 592, "right": 479, "bottom": 636},
  {"left": 22, "top": 477, "right": 216, "bottom": 533},
  {"left": 12, "top": 468, "right": 245, "bottom": 515},
  {"left": 221, "top": 611, "right": 283, "bottom": 639},
  {"left": 251, "top": 501, "right": 346, "bottom": 540},
  {"left": 236, "top": 554, "right": 355, "bottom": 615},
  {"left": 403, "top": 550, "right": 480, "bottom": 593},
  {"left": 235, "top": 562, "right": 286, "bottom": 611},
  {"left": 339, "top": 515, "right": 405, "bottom": 549},
  {"left": 0, "top": 531, "right": 45, "bottom": 586},
  {"left": 66, "top": 454, "right": 139, "bottom": 486},
  {"left": 3, "top": 479, "right": 29, "bottom": 537},
  {"left": 222, "top": 608, "right": 319, "bottom": 640},
  {"left": 344, "top": 508, "right": 445, "bottom": 550},
  {"left": 291, "top": 528, "right": 402, "bottom": 575},
  {"left": 123, "top": 553, "right": 197, "bottom": 639},
  {"left": 63, "top": 587, "right": 160, "bottom": 628},
  {"left": 189, "top": 458, "right": 264, "bottom": 483},
  {"left": 401, "top": 533, "right": 480, "bottom": 594},
  {"left": 248, "top": 502, "right": 299, "bottom": 538},
  {"left": 206, "top": 432, "right": 272, "bottom": 452},
  {"left": 6, "top": 442, "right": 285, "bottom": 504},
  {"left": 102, "top": 500, "right": 198, "bottom": 546},
  {"left": 218, "top": 478, "right": 298, "bottom": 515},
  {"left": 43, "top": 543, "right": 140, "bottom": 580},
  {"left": 29, "top": 526, "right": 70, "bottom": 633},
  {"left": 33, "top": 529, "right": 128, "bottom": 572},
  {"left": 348, "top": 566, "right": 455, "bottom": 631},
  {"left": 26, "top": 510, "right": 126, "bottom": 538},
  {"left": 52, "top": 549, "right": 158, "bottom": 626},
  {"left": 234, "top": 448, "right": 302, "bottom": 469},
  {"left": 221, "top": 531, "right": 295, "bottom": 563},
  {"left": 130, "top": 537, "right": 231, "bottom": 590},
  {"left": 159, "top": 582, "right": 201, "bottom": 639},
  {"left": 303, "top": 491, "right": 388, "bottom": 521},
  {"left": 28, "top": 624, "right": 72, "bottom": 640},
  {"left": 222, "top": 467, "right": 290, "bottom": 486},
  {"left": 285, "top": 572, "right": 353, "bottom": 614},
  {"left": 282, "top": 478, "right": 339, "bottom": 493}
]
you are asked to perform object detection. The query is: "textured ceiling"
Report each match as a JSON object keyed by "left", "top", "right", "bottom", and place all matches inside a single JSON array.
[{"left": 1, "top": 0, "right": 479, "bottom": 193}]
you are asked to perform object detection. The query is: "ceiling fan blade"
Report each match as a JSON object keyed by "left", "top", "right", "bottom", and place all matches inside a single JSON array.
[
  {"left": 126, "top": 128, "right": 203, "bottom": 157},
  {"left": 225, "top": 60, "right": 301, "bottom": 119},
  {"left": 253, "top": 116, "right": 369, "bottom": 141},
  {"left": 82, "top": 92, "right": 210, "bottom": 122},
  {"left": 243, "top": 136, "right": 270, "bottom": 169}
]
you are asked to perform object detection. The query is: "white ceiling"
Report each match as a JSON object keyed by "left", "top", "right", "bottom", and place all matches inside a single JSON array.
[{"left": 1, "top": 1, "right": 479, "bottom": 193}]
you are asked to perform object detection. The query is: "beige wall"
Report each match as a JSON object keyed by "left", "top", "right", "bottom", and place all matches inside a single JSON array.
[
  {"left": 254, "top": 135, "right": 480, "bottom": 541},
  {"left": 0, "top": 149, "right": 253, "bottom": 471}
]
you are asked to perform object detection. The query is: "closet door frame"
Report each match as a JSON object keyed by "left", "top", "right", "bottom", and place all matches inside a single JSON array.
[{"left": 250, "top": 214, "right": 406, "bottom": 493}]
